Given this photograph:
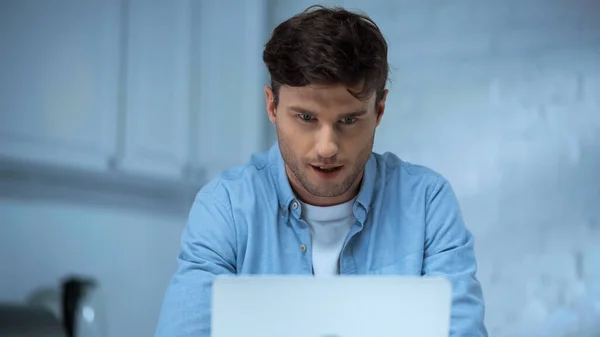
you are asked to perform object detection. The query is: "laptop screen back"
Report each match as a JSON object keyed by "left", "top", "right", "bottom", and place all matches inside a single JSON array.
[{"left": 211, "top": 276, "right": 452, "bottom": 337}]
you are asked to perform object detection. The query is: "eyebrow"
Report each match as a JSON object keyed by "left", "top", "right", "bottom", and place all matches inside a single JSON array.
[{"left": 288, "top": 106, "right": 368, "bottom": 118}]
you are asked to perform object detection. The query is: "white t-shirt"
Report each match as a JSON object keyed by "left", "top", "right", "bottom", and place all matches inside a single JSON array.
[{"left": 300, "top": 198, "right": 356, "bottom": 276}]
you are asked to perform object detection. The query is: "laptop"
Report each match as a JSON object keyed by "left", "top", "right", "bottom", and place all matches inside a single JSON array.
[{"left": 211, "top": 275, "right": 452, "bottom": 337}]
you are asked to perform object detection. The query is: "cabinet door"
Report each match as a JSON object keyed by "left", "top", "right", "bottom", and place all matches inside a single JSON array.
[
  {"left": 192, "top": 0, "right": 270, "bottom": 181},
  {"left": 117, "top": 0, "right": 192, "bottom": 179},
  {"left": 0, "top": 0, "right": 121, "bottom": 171}
]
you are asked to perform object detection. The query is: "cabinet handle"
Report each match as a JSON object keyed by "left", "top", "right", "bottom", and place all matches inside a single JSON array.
[
  {"left": 181, "top": 163, "right": 191, "bottom": 178},
  {"left": 182, "top": 164, "right": 205, "bottom": 184},
  {"left": 107, "top": 156, "right": 120, "bottom": 171},
  {"left": 193, "top": 167, "right": 206, "bottom": 183}
]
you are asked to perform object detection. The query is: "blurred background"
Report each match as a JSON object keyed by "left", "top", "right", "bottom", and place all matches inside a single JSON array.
[{"left": 0, "top": 0, "right": 599, "bottom": 336}]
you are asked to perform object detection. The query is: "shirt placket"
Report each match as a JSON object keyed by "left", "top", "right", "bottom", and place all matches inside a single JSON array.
[
  {"left": 287, "top": 199, "right": 314, "bottom": 274},
  {"left": 339, "top": 203, "right": 367, "bottom": 275}
]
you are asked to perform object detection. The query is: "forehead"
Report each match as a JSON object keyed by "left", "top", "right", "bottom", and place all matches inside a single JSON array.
[{"left": 278, "top": 84, "right": 375, "bottom": 112}]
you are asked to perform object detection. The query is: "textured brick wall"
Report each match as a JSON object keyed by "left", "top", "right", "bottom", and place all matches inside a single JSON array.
[{"left": 271, "top": 1, "right": 600, "bottom": 335}]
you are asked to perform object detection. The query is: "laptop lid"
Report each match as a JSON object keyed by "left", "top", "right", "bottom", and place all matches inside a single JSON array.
[{"left": 211, "top": 275, "right": 452, "bottom": 337}]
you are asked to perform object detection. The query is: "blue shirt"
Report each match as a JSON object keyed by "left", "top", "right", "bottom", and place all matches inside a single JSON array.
[{"left": 155, "top": 143, "right": 488, "bottom": 336}]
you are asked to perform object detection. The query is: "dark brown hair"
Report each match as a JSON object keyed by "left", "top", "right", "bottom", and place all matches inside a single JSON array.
[{"left": 263, "top": 5, "right": 389, "bottom": 107}]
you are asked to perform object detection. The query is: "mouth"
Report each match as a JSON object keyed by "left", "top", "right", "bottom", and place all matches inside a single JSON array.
[
  {"left": 311, "top": 164, "right": 342, "bottom": 170},
  {"left": 310, "top": 164, "right": 343, "bottom": 176}
]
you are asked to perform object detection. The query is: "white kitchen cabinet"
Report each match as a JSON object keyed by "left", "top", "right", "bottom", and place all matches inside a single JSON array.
[
  {"left": 191, "top": 0, "right": 271, "bottom": 180},
  {"left": 0, "top": 0, "right": 271, "bottom": 192},
  {"left": 0, "top": 0, "right": 121, "bottom": 171},
  {"left": 119, "top": 0, "right": 271, "bottom": 182},
  {"left": 117, "top": 0, "right": 193, "bottom": 180}
]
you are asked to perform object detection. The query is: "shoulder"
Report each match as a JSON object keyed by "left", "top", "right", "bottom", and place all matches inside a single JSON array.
[
  {"left": 374, "top": 151, "right": 448, "bottom": 195},
  {"left": 195, "top": 149, "right": 274, "bottom": 207}
]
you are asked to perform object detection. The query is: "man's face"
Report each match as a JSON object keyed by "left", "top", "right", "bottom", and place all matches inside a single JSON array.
[{"left": 265, "top": 84, "right": 387, "bottom": 206}]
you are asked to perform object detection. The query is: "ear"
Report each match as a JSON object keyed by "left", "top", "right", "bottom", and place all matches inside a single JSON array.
[
  {"left": 265, "top": 86, "right": 277, "bottom": 125},
  {"left": 375, "top": 89, "right": 388, "bottom": 127}
]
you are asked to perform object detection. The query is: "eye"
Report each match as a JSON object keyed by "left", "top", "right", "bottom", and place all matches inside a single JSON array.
[
  {"left": 298, "top": 113, "right": 314, "bottom": 122},
  {"left": 340, "top": 117, "right": 357, "bottom": 124}
]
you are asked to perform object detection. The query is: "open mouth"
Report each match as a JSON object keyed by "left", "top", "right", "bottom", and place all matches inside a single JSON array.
[{"left": 311, "top": 165, "right": 342, "bottom": 173}]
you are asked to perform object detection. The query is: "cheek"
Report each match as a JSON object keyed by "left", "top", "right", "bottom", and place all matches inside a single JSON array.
[
  {"left": 282, "top": 122, "right": 314, "bottom": 147},
  {"left": 278, "top": 127, "right": 310, "bottom": 157},
  {"left": 343, "top": 125, "right": 373, "bottom": 142},
  {"left": 276, "top": 119, "right": 297, "bottom": 142},
  {"left": 341, "top": 128, "right": 375, "bottom": 156},
  {"left": 278, "top": 116, "right": 304, "bottom": 136}
]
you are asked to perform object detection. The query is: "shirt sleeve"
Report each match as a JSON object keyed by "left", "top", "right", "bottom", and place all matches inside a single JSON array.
[
  {"left": 155, "top": 191, "right": 237, "bottom": 337},
  {"left": 423, "top": 177, "right": 488, "bottom": 337}
]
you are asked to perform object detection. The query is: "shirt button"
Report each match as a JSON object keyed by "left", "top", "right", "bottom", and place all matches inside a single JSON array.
[
  {"left": 292, "top": 201, "right": 299, "bottom": 209},
  {"left": 300, "top": 244, "right": 307, "bottom": 252}
]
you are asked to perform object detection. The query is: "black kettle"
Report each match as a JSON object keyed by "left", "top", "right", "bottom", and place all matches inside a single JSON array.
[{"left": 61, "top": 276, "right": 107, "bottom": 337}]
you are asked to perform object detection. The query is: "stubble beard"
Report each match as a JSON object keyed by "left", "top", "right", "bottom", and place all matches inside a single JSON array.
[{"left": 277, "top": 129, "right": 374, "bottom": 199}]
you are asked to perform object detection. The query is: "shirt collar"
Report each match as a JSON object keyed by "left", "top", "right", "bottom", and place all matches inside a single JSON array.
[
  {"left": 268, "top": 143, "right": 296, "bottom": 214},
  {"left": 268, "top": 142, "right": 378, "bottom": 219}
]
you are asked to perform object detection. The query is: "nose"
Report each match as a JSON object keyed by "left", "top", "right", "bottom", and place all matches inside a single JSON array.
[{"left": 316, "top": 126, "right": 339, "bottom": 159}]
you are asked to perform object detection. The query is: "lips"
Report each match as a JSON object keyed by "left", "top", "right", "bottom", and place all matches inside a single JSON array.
[
  {"left": 311, "top": 165, "right": 342, "bottom": 172},
  {"left": 310, "top": 165, "right": 343, "bottom": 179}
]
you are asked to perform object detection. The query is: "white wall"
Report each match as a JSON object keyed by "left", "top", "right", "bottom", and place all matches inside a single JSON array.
[
  {"left": 272, "top": 0, "right": 600, "bottom": 336},
  {"left": 0, "top": 198, "right": 185, "bottom": 337}
]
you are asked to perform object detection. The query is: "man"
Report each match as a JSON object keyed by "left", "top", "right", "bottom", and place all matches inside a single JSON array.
[{"left": 156, "top": 5, "right": 487, "bottom": 337}]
